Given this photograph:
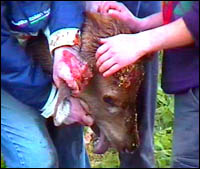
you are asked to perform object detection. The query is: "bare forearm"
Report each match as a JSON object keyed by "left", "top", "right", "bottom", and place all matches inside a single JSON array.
[
  {"left": 132, "top": 12, "right": 163, "bottom": 32},
  {"left": 140, "top": 17, "right": 195, "bottom": 53},
  {"left": 85, "top": 1, "right": 102, "bottom": 12},
  {"left": 137, "top": 12, "right": 163, "bottom": 31}
]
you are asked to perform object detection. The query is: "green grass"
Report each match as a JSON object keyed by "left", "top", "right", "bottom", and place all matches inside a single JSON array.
[
  {"left": 154, "top": 54, "right": 174, "bottom": 168},
  {"left": 154, "top": 84, "right": 174, "bottom": 168},
  {"left": 1, "top": 155, "right": 6, "bottom": 168}
]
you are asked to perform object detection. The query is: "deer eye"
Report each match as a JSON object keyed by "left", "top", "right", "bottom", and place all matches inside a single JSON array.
[{"left": 103, "top": 96, "right": 116, "bottom": 106}]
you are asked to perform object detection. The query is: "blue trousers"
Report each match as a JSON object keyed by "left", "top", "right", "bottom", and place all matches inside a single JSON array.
[
  {"left": 119, "top": 53, "right": 159, "bottom": 168},
  {"left": 119, "top": 1, "right": 160, "bottom": 167},
  {"left": 1, "top": 89, "right": 90, "bottom": 168},
  {"left": 172, "top": 87, "right": 199, "bottom": 168}
]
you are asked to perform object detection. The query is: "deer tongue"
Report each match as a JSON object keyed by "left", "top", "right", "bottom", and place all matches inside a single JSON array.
[
  {"left": 91, "top": 124, "right": 110, "bottom": 154},
  {"left": 93, "top": 130, "right": 110, "bottom": 154}
]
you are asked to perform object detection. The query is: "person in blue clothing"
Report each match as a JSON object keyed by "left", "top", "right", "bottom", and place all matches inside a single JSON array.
[
  {"left": 1, "top": 1, "right": 93, "bottom": 168},
  {"left": 118, "top": 1, "right": 160, "bottom": 168}
]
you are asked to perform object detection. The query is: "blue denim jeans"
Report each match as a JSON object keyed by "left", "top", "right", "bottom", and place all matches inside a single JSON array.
[
  {"left": 119, "top": 51, "right": 159, "bottom": 168},
  {"left": 1, "top": 89, "right": 90, "bottom": 168},
  {"left": 119, "top": 1, "right": 160, "bottom": 168},
  {"left": 172, "top": 87, "right": 199, "bottom": 168},
  {"left": 120, "top": 1, "right": 161, "bottom": 168}
]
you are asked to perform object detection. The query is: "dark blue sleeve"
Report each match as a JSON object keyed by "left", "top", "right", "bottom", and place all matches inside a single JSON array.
[
  {"left": 182, "top": 1, "right": 199, "bottom": 48},
  {"left": 1, "top": 4, "right": 52, "bottom": 110},
  {"left": 48, "top": 1, "right": 84, "bottom": 34}
]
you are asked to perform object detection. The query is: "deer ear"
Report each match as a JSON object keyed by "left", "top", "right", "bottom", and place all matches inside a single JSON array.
[
  {"left": 79, "top": 12, "right": 101, "bottom": 69},
  {"left": 84, "top": 12, "right": 103, "bottom": 30}
]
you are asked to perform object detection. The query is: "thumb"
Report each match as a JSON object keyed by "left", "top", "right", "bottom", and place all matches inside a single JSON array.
[
  {"left": 99, "top": 38, "right": 108, "bottom": 44},
  {"left": 53, "top": 74, "right": 62, "bottom": 88},
  {"left": 81, "top": 115, "right": 94, "bottom": 126}
]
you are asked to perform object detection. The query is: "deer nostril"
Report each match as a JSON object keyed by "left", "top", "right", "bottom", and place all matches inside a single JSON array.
[
  {"left": 103, "top": 96, "right": 116, "bottom": 106},
  {"left": 121, "top": 147, "right": 135, "bottom": 154},
  {"left": 125, "top": 148, "right": 135, "bottom": 154}
]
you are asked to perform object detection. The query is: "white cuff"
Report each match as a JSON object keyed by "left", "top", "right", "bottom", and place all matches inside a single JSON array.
[
  {"left": 40, "top": 84, "right": 58, "bottom": 118},
  {"left": 48, "top": 28, "right": 81, "bottom": 55}
]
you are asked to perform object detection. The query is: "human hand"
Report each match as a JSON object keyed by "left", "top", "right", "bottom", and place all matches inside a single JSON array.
[
  {"left": 53, "top": 46, "right": 79, "bottom": 91},
  {"left": 41, "top": 84, "right": 93, "bottom": 126},
  {"left": 97, "top": 1, "right": 142, "bottom": 32},
  {"left": 65, "top": 97, "right": 93, "bottom": 126},
  {"left": 53, "top": 46, "right": 93, "bottom": 94},
  {"left": 95, "top": 33, "right": 150, "bottom": 77}
]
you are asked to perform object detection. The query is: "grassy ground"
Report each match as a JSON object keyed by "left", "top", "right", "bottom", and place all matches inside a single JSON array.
[
  {"left": 154, "top": 84, "right": 174, "bottom": 168},
  {"left": 1, "top": 155, "right": 6, "bottom": 168}
]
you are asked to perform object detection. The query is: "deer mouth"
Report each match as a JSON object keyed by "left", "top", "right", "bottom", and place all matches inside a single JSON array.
[
  {"left": 92, "top": 125, "right": 136, "bottom": 154},
  {"left": 93, "top": 129, "right": 110, "bottom": 154},
  {"left": 91, "top": 124, "right": 110, "bottom": 154},
  {"left": 80, "top": 100, "right": 110, "bottom": 154}
]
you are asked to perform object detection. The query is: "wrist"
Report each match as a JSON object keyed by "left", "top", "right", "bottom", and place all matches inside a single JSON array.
[
  {"left": 133, "top": 17, "right": 145, "bottom": 32},
  {"left": 126, "top": 15, "right": 143, "bottom": 33},
  {"left": 54, "top": 46, "right": 79, "bottom": 63},
  {"left": 134, "top": 13, "right": 163, "bottom": 32},
  {"left": 136, "top": 18, "right": 148, "bottom": 32},
  {"left": 134, "top": 31, "right": 153, "bottom": 56},
  {"left": 49, "top": 28, "right": 81, "bottom": 56}
]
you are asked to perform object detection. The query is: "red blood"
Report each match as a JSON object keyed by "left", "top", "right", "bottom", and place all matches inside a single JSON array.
[{"left": 61, "top": 50, "right": 93, "bottom": 93}]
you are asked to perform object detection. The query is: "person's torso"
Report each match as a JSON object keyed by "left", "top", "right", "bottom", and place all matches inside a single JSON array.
[
  {"left": 6, "top": 1, "right": 51, "bottom": 39},
  {"left": 161, "top": 1, "right": 199, "bottom": 94}
]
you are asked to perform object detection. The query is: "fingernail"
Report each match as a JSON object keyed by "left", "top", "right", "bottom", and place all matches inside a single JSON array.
[{"left": 103, "top": 73, "right": 108, "bottom": 77}]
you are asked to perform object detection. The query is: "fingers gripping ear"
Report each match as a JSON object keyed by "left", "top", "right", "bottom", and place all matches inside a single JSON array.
[{"left": 108, "top": 9, "right": 121, "bottom": 19}]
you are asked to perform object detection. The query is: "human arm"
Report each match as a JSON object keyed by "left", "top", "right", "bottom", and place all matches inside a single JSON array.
[
  {"left": 1, "top": 2, "right": 93, "bottom": 126},
  {"left": 1, "top": 3, "right": 52, "bottom": 110},
  {"left": 97, "top": 1, "right": 163, "bottom": 32},
  {"left": 96, "top": 15, "right": 197, "bottom": 77},
  {"left": 139, "top": 17, "right": 195, "bottom": 53},
  {"left": 47, "top": 1, "right": 93, "bottom": 125},
  {"left": 85, "top": 1, "right": 103, "bottom": 12},
  {"left": 46, "top": 1, "right": 86, "bottom": 92}
]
